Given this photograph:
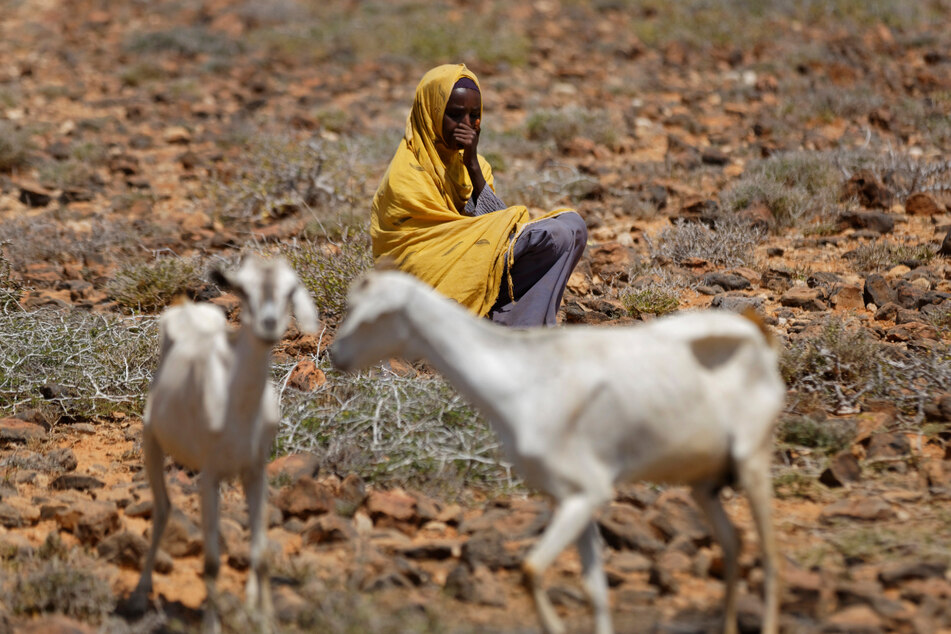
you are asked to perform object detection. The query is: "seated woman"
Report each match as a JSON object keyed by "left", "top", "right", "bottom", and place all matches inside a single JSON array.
[{"left": 371, "top": 63, "right": 587, "bottom": 327}]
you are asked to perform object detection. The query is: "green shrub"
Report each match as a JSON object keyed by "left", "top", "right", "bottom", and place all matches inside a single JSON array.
[
  {"left": 107, "top": 257, "right": 204, "bottom": 313},
  {"left": 777, "top": 415, "right": 854, "bottom": 454},
  {"left": 621, "top": 284, "right": 680, "bottom": 318},
  {"left": 281, "top": 228, "right": 373, "bottom": 320},
  {"left": 122, "top": 26, "right": 240, "bottom": 59}
]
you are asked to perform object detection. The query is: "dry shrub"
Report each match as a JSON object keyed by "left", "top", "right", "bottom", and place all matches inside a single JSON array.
[
  {"left": 649, "top": 216, "right": 766, "bottom": 267},
  {"left": 107, "top": 256, "right": 204, "bottom": 313}
]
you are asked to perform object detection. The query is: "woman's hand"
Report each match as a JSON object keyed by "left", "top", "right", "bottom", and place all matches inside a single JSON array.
[{"left": 454, "top": 119, "right": 480, "bottom": 169}]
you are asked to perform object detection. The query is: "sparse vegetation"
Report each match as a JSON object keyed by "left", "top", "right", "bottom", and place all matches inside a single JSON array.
[
  {"left": 649, "top": 216, "right": 766, "bottom": 267},
  {"left": 278, "top": 357, "right": 517, "bottom": 497},
  {"left": 526, "top": 106, "right": 618, "bottom": 151},
  {"left": 0, "top": 120, "right": 34, "bottom": 172},
  {"left": 720, "top": 151, "right": 844, "bottom": 231},
  {"left": 6, "top": 534, "right": 115, "bottom": 622},
  {"left": 282, "top": 228, "right": 374, "bottom": 319},
  {"left": 107, "top": 256, "right": 204, "bottom": 313},
  {"left": 620, "top": 283, "right": 680, "bottom": 318},
  {"left": 844, "top": 239, "right": 936, "bottom": 272},
  {"left": 0, "top": 307, "right": 158, "bottom": 422}
]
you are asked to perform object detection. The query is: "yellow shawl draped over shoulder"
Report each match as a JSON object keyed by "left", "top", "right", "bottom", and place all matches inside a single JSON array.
[{"left": 371, "top": 64, "right": 530, "bottom": 317}]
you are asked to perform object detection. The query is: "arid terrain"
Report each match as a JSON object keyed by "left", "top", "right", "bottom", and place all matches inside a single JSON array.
[{"left": 1, "top": 1, "right": 950, "bottom": 632}]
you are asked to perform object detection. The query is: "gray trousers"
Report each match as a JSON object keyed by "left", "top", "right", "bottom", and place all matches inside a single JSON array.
[{"left": 488, "top": 211, "right": 587, "bottom": 327}]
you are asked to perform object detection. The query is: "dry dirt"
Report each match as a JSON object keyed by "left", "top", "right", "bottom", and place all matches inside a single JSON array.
[{"left": 1, "top": 1, "right": 951, "bottom": 633}]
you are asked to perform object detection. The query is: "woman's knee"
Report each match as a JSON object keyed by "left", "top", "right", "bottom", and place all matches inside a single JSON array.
[{"left": 548, "top": 211, "right": 587, "bottom": 254}]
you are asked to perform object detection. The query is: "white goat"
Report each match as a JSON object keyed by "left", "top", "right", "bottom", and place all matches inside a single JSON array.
[
  {"left": 330, "top": 270, "right": 784, "bottom": 634},
  {"left": 128, "top": 255, "right": 319, "bottom": 633}
]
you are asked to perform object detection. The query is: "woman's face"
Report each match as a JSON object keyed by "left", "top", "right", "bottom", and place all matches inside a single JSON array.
[{"left": 441, "top": 86, "right": 481, "bottom": 149}]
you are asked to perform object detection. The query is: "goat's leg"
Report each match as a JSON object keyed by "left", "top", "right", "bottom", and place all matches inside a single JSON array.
[
  {"left": 523, "top": 495, "right": 603, "bottom": 634},
  {"left": 576, "top": 520, "right": 612, "bottom": 634},
  {"left": 132, "top": 428, "right": 170, "bottom": 605},
  {"left": 739, "top": 452, "right": 780, "bottom": 634},
  {"left": 691, "top": 483, "right": 740, "bottom": 634},
  {"left": 243, "top": 466, "right": 273, "bottom": 632},
  {"left": 200, "top": 473, "right": 222, "bottom": 634}
]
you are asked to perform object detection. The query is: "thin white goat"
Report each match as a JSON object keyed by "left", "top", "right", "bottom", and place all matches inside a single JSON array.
[
  {"left": 330, "top": 270, "right": 784, "bottom": 634},
  {"left": 127, "top": 255, "right": 319, "bottom": 634}
]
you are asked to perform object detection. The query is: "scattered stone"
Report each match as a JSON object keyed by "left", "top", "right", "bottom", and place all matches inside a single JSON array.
[
  {"left": 905, "top": 192, "right": 943, "bottom": 216},
  {"left": 366, "top": 488, "right": 417, "bottom": 523},
  {"left": 267, "top": 453, "right": 321, "bottom": 483},
  {"left": 274, "top": 476, "right": 334, "bottom": 518},
  {"left": 840, "top": 210, "right": 894, "bottom": 234},
  {"left": 831, "top": 284, "right": 865, "bottom": 311},
  {"left": 462, "top": 528, "right": 520, "bottom": 570},
  {"left": 149, "top": 508, "right": 202, "bottom": 557},
  {"left": 647, "top": 490, "right": 710, "bottom": 544},
  {"left": 866, "top": 432, "right": 911, "bottom": 460},
  {"left": 162, "top": 125, "right": 191, "bottom": 144},
  {"left": 97, "top": 530, "right": 148, "bottom": 568},
  {"left": 820, "top": 451, "right": 862, "bottom": 487},
  {"left": 54, "top": 499, "right": 120, "bottom": 545},
  {"left": 16, "top": 615, "right": 96, "bottom": 634},
  {"left": 445, "top": 563, "right": 507, "bottom": 606},
  {"left": 709, "top": 293, "right": 764, "bottom": 313},
  {"left": 820, "top": 497, "right": 896, "bottom": 523},
  {"left": 287, "top": 358, "right": 326, "bottom": 391},
  {"left": 864, "top": 274, "right": 895, "bottom": 308},
  {"left": 301, "top": 513, "right": 357, "bottom": 546},
  {"left": 702, "top": 272, "right": 751, "bottom": 291},
  {"left": 841, "top": 170, "right": 892, "bottom": 209},
  {"left": 878, "top": 560, "right": 948, "bottom": 587},
  {"left": 0, "top": 418, "right": 47, "bottom": 443},
  {"left": 50, "top": 474, "right": 105, "bottom": 491},
  {"left": 598, "top": 504, "right": 665, "bottom": 553},
  {"left": 824, "top": 604, "right": 885, "bottom": 633},
  {"left": 780, "top": 286, "right": 827, "bottom": 311}
]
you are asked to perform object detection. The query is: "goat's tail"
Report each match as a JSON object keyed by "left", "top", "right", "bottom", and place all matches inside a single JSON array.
[{"left": 741, "top": 307, "right": 779, "bottom": 351}]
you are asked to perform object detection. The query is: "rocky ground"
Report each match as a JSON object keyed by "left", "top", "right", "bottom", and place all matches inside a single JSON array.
[{"left": 1, "top": 0, "right": 951, "bottom": 632}]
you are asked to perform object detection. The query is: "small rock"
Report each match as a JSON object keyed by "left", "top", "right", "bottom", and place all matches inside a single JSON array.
[
  {"left": 267, "top": 453, "right": 320, "bottom": 483},
  {"left": 831, "top": 285, "right": 866, "bottom": 311},
  {"left": 864, "top": 274, "right": 895, "bottom": 308},
  {"left": 16, "top": 615, "right": 96, "bottom": 634},
  {"left": 274, "top": 476, "right": 334, "bottom": 519},
  {"left": 445, "top": 563, "right": 507, "bottom": 606},
  {"left": 163, "top": 126, "right": 191, "bottom": 144},
  {"left": 905, "top": 192, "right": 943, "bottom": 216},
  {"left": 366, "top": 488, "right": 417, "bottom": 523},
  {"left": 0, "top": 418, "right": 47, "bottom": 443},
  {"left": 597, "top": 504, "right": 665, "bottom": 553},
  {"left": 824, "top": 604, "right": 884, "bottom": 633},
  {"left": 866, "top": 432, "right": 910, "bottom": 460},
  {"left": 55, "top": 499, "right": 120, "bottom": 546},
  {"left": 287, "top": 358, "right": 326, "bottom": 392},
  {"left": 820, "top": 497, "right": 896, "bottom": 523},
  {"left": 97, "top": 530, "right": 149, "bottom": 568},
  {"left": 819, "top": 451, "right": 862, "bottom": 487},
  {"left": 702, "top": 272, "right": 751, "bottom": 291},
  {"left": 462, "top": 528, "right": 520, "bottom": 570},
  {"left": 50, "top": 474, "right": 105, "bottom": 491},
  {"left": 878, "top": 560, "right": 948, "bottom": 587},
  {"left": 780, "top": 286, "right": 827, "bottom": 311},
  {"left": 301, "top": 513, "right": 357, "bottom": 546}
]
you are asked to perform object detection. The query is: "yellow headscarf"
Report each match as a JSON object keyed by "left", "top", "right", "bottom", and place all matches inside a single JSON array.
[{"left": 371, "top": 63, "right": 531, "bottom": 317}]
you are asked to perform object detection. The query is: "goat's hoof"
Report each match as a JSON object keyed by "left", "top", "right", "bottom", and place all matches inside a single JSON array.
[{"left": 115, "top": 591, "right": 149, "bottom": 619}]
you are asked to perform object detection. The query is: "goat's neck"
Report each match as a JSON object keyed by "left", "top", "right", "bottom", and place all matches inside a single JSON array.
[
  {"left": 401, "top": 293, "right": 521, "bottom": 431},
  {"left": 225, "top": 325, "right": 273, "bottom": 424}
]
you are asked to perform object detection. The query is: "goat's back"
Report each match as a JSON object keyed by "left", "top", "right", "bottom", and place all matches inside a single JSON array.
[
  {"left": 145, "top": 302, "right": 232, "bottom": 471},
  {"left": 515, "top": 310, "right": 784, "bottom": 488}
]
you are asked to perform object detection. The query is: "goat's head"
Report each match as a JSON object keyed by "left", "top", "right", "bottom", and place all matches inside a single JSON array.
[
  {"left": 211, "top": 255, "right": 319, "bottom": 343},
  {"left": 330, "top": 270, "right": 416, "bottom": 372}
]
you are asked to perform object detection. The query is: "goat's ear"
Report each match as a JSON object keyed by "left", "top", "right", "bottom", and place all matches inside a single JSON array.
[
  {"left": 374, "top": 256, "right": 399, "bottom": 272},
  {"left": 292, "top": 284, "right": 320, "bottom": 334}
]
